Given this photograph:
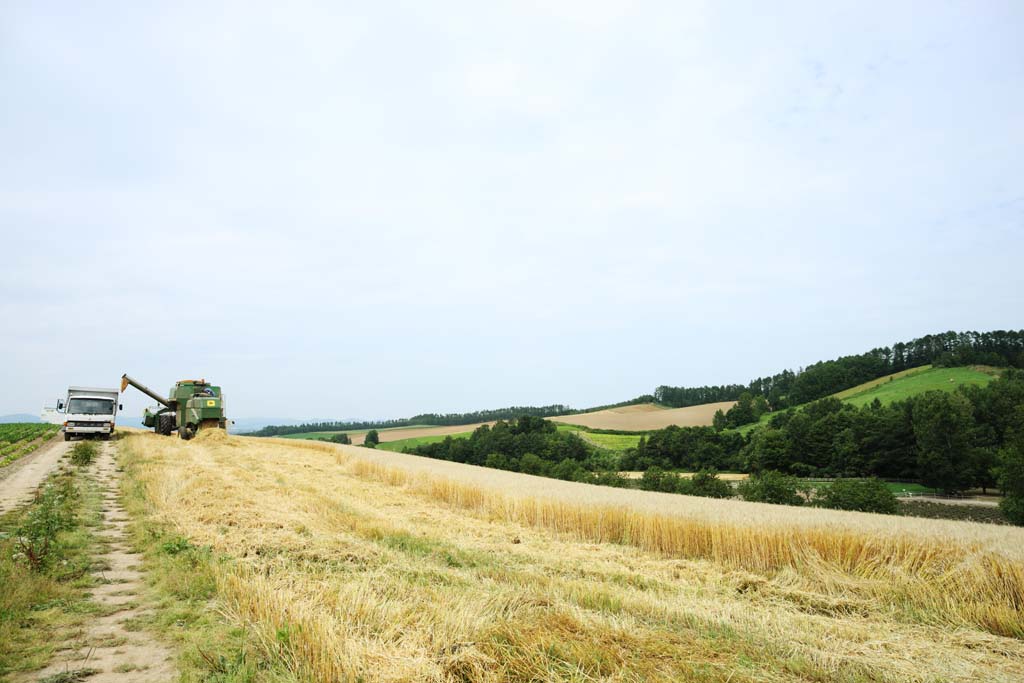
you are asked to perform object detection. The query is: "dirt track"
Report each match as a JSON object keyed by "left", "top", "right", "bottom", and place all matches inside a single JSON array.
[
  {"left": 14, "top": 441, "right": 177, "bottom": 682},
  {"left": 0, "top": 434, "right": 68, "bottom": 514}
]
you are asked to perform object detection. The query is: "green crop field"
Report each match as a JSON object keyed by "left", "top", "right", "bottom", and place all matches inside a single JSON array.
[
  {"left": 554, "top": 424, "right": 643, "bottom": 452},
  {"left": 280, "top": 424, "right": 435, "bottom": 441},
  {"left": 839, "top": 365, "right": 997, "bottom": 406},
  {"left": 0, "top": 422, "right": 60, "bottom": 467},
  {"left": 577, "top": 431, "right": 643, "bottom": 451},
  {"left": 804, "top": 479, "right": 937, "bottom": 495},
  {"left": 279, "top": 431, "right": 347, "bottom": 441},
  {"left": 830, "top": 366, "right": 936, "bottom": 400},
  {"left": 377, "top": 432, "right": 474, "bottom": 452},
  {"left": 735, "top": 365, "right": 1001, "bottom": 434}
]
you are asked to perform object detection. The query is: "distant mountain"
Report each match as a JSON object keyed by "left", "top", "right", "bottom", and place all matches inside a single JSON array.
[{"left": 0, "top": 413, "right": 42, "bottom": 424}]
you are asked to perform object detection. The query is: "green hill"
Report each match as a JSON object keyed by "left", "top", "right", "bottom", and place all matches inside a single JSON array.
[
  {"left": 837, "top": 365, "right": 999, "bottom": 406},
  {"left": 736, "top": 365, "right": 1001, "bottom": 434}
]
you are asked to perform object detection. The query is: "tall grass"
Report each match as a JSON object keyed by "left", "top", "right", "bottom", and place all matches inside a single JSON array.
[
  {"left": 346, "top": 457, "right": 1024, "bottom": 637},
  {"left": 0, "top": 468, "right": 99, "bottom": 677}
]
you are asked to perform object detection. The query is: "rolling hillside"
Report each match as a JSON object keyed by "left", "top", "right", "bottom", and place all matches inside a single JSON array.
[
  {"left": 280, "top": 422, "right": 494, "bottom": 445},
  {"left": 737, "top": 364, "right": 1000, "bottom": 433},
  {"left": 548, "top": 401, "right": 736, "bottom": 431},
  {"left": 835, "top": 364, "right": 998, "bottom": 406},
  {"left": 280, "top": 366, "right": 1001, "bottom": 450}
]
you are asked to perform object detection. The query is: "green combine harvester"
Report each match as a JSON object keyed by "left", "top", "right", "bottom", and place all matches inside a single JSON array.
[{"left": 120, "top": 373, "right": 227, "bottom": 440}]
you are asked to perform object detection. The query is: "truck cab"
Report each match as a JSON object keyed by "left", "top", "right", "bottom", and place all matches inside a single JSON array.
[{"left": 58, "top": 386, "right": 122, "bottom": 441}]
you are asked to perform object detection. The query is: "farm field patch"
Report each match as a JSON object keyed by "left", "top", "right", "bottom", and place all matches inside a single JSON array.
[
  {"left": 619, "top": 470, "right": 749, "bottom": 481},
  {"left": 554, "top": 424, "right": 643, "bottom": 451},
  {"left": 281, "top": 422, "right": 493, "bottom": 446},
  {"left": 840, "top": 365, "right": 997, "bottom": 406},
  {"left": 119, "top": 432, "right": 1024, "bottom": 682},
  {"left": 0, "top": 423, "right": 60, "bottom": 467},
  {"left": 377, "top": 431, "right": 474, "bottom": 452},
  {"left": 550, "top": 401, "right": 736, "bottom": 431},
  {"left": 734, "top": 364, "right": 1000, "bottom": 434}
]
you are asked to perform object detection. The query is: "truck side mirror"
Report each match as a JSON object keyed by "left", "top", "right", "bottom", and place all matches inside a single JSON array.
[
  {"left": 119, "top": 404, "right": 124, "bottom": 411},
  {"left": 57, "top": 400, "right": 64, "bottom": 410}
]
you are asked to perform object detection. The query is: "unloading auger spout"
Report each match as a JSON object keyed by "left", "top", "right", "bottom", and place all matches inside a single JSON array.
[{"left": 120, "top": 372, "right": 227, "bottom": 440}]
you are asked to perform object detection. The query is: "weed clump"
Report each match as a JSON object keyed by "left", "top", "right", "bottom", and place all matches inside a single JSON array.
[
  {"left": 69, "top": 441, "right": 97, "bottom": 467},
  {"left": 14, "top": 475, "right": 79, "bottom": 571}
]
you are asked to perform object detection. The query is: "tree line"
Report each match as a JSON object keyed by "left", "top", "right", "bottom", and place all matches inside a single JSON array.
[
  {"left": 247, "top": 397, "right": 659, "bottom": 438},
  {"left": 655, "top": 330, "right": 1024, "bottom": 410},
  {"left": 247, "top": 405, "right": 575, "bottom": 437},
  {"left": 626, "top": 370, "right": 1024, "bottom": 513},
  {"left": 250, "top": 330, "right": 1023, "bottom": 438},
  {"left": 407, "top": 416, "right": 626, "bottom": 486}
]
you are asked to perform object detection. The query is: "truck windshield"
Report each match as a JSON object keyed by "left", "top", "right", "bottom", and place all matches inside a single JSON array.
[{"left": 67, "top": 398, "right": 114, "bottom": 415}]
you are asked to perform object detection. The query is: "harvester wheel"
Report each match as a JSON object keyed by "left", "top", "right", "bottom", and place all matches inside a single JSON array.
[
  {"left": 157, "top": 413, "right": 175, "bottom": 436},
  {"left": 179, "top": 425, "right": 193, "bottom": 441}
]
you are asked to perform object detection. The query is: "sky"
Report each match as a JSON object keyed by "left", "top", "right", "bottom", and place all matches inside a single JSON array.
[{"left": 1, "top": 1, "right": 1022, "bottom": 421}]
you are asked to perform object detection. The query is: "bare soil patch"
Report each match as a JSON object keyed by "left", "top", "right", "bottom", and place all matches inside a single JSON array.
[
  {"left": 550, "top": 401, "right": 736, "bottom": 431},
  {"left": 0, "top": 436, "right": 69, "bottom": 514},
  {"left": 351, "top": 422, "right": 494, "bottom": 445}
]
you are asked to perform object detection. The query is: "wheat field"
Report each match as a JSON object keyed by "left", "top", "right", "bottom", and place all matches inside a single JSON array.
[{"left": 119, "top": 431, "right": 1024, "bottom": 682}]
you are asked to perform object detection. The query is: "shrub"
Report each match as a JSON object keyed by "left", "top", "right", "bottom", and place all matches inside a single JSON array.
[
  {"left": 330, "top": 433, "right": 352, "bottom": 445},
  {"left": 484, "top": 452, "right": 515, "bottom": 471},
  {"left": 591, "top": 470, "right": 629, "bottom": 488},
  {"left": 363, "top": 430, "right": 379, "bottom": 448},
  {"left": 737, "top": 470, "right": 806, "bottom": 506},
  {"left": 518, "top": 453, "right": 548, "bottom": 476},
  {"left": 552, "top": 458, "right": 585, "bottom": 481},
  {"left": 680, "top": 469, "right": 734, "bottom": 499},
  {"left": 815, "top": 478, "right": 898, "bottom": 514},
  {"left": 640, "top": 466, "right": 683, "bottom": 493}
]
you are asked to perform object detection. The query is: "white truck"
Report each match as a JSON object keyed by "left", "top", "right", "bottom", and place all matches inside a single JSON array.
[{"left": 57, "top": 386, "right": 122, "bottom": 441}]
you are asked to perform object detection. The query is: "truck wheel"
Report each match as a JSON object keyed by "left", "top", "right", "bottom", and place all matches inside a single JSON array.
[{"left": 64, "top": 432, "right": 71, "bottom": 442}]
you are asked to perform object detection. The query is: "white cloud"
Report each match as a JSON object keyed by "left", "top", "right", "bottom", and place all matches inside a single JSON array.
[{"left": 1, "top": 1, "right": 1022, "bottom": 418}]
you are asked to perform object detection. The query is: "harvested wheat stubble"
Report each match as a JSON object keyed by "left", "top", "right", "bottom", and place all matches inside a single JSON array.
[
  {"left": 334, "top": 442, "right": 1023, "bottom": 558},
  {"left": 122, "top": 432, "right": 1024, "bottom": 682},
  {"left": 550, "top": 401, "right": 736, "bottom": 430}
]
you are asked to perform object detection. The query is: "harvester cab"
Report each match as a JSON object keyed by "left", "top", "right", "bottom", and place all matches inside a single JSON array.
[{"left": 121, "top": 373, "right": 227, "bottom": 440}]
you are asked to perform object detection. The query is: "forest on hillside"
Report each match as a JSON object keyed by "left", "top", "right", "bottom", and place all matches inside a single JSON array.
[
  {"left": 252, "top": 330, "right": 1024, "bottom": 437},
  {"left": 655, "top": 330, "right": 1024, "bottom": 409},
  {"left": 406, "top": 370, "right": 1024, "bottom": 522}
]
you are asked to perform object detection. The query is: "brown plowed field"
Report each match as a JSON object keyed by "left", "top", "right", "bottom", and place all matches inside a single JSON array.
[
  {"left": 351, "top": 422, "right": 494, "bottom": 445},
  {"left": 348, "top": 401, "right": 731, "bottom": 445},
  {"left": 549, "top": 401, "right": 735, "bottom": 431}
]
